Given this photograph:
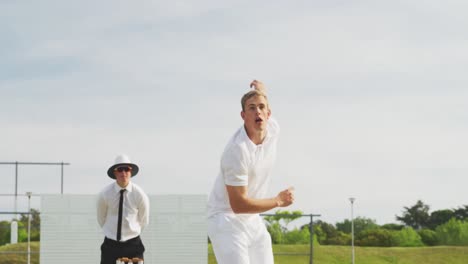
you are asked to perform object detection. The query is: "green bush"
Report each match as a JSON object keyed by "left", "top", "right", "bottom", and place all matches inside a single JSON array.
[
  {"left": 16, "top": 222, "right": 28, "bottom": 243},
  {"left": 0, "top": 221, "right": 11, "bottom": 246},
  {"left": 356, "top": 229, "right": 397, "bottom": 247},
  {"left": 418, "top": 229, "right": 438, "bottom": 246},
  {"left": 313, "top": 224, "right": 326, "bottom": 244},
  {"left": 326, "top": 231, "right": 350, "bottom": 245},
  {"left": 435, "top": 218, "right": 468, "bottom": 246},
  {"left": 267, "top": 222, "right": 284, "bottom": 244},
  {"left": 392, "top": 227, "right": 424, "bottom": 247},
  {"left": 283, "top": 227, "right": 310, "bottom": 244}
]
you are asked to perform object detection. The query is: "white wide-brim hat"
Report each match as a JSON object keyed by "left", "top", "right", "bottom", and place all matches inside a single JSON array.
[{"left": 107, "top": 154, "right": 139, "bottom": 179}]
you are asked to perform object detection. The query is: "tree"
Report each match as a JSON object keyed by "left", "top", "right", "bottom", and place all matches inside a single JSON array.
[
  {"left": 392, "top": 227, "right": 424, "bottom": 247},
  {"left": 16, "top": 222, "right": 28, "bottom": 243},
  {"left": 435, "top": 218, "right": 468, "bottom": 246},
  {"left": 418, "top": 229, "right": 438, "bottom": 246},
  {"left": 428, "top": 209, "right": 454, "bottom": 230},
  {"left": 356, "top": 229, "right": 396, "bottom": 247},
  {"left": 396, "top": 200, "right": 430, "bottom": 230},
  {"left": 311, "top": 220, "right": 351, "bottom": 245},
  {"left": 264, "top": 210, "right": 304, "bottom": 244},
  {"left": 18, "top": 209, "right": 41, "bottom": 241},
  {"left": 263, "top": 210, "right": 303, "bottom": 228},
  {"left": 283, "top": 227, "right": 310, "bottom": 244},
  {"left": 0, "top": 221, "right": 11, "bottom": 246},
  {"left": 336, "top": 217, "right": 378, "bottom": 235},
  {"left": 381, "top": 223, "right": 404, "bottom": 231},
  {"left": 0, "top": 219, "right": 28, "bottom": 246},
  {"left": 266, "top": 222, "right": 284, "bottom": 244},
  {"left": 326, "top": 231, "right": 350, "bottom": 245},
  {"left": 314, "top": 221, "right": 338, "bottom": 245},
  {"left": 453, "top": 205, "right": 468, "bottom": 220}
]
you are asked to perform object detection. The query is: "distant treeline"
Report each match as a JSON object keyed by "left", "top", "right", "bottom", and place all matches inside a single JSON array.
[
  {"left": 0, "top": 209, "right": 40, "bottom": 246},
  {"left": 265, "top": 200, "right": 468, "bottom": 246},
  {"left": 1, "top": 201, "right": 468, "bottom": 247}
]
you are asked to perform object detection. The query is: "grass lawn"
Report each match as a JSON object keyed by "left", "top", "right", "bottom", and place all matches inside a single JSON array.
[
  {"left": 2, "top": 242, "right": 467, "bottom": 263},
  {"left": 209, "top": 244, "right": 468, "bottom": 264},
  {"left": 0, "top": 242, "right": 39, "bottom": 264}
]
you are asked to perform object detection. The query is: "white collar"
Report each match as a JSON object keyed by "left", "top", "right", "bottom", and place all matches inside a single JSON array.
[
  {"left": 241, "top": 125, "right": 270, "bottom": 150},
  {"left": 113, "top": 181, "right": 133, "bottom": 193}
]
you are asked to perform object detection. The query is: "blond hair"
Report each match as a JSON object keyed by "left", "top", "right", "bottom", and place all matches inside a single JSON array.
[{"left": 241, "top": 90, "right": 269, "bottom": 111}]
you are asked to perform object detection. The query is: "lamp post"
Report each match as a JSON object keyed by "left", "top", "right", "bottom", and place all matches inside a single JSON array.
[
  {"left": 26, "top": 192, "right": 32, "bottom": 264},
  {"left": 349, "top": 197, "right": 356, "bottom": 264}
]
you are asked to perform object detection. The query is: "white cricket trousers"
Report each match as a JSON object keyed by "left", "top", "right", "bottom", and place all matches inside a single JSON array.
[{"left": 208, "top": 213, "right": 274, "bottom": 264}]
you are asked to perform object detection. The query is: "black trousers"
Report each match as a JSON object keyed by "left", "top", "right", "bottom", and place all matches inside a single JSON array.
[{"left": 100, "top": 236, "right": 145, "bottom": 264}]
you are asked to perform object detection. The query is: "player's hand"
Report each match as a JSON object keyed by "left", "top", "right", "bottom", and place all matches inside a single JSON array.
[
  {"left": 250, "top": 79, "right": 266, "bottom": 93},
  {"left": 275, "top": 187, "right": 295, "bottom": 207}
]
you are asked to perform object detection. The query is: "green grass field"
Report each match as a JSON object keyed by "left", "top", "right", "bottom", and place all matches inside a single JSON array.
[
  {"left": 0, "top": 242, "right": 39, "bottom": 264},
  {"left": 1, "top": 242, "right": 467, "bottom": 263},
  {"left": 209, "top": 244, "right": 468, "bottom": 264}
]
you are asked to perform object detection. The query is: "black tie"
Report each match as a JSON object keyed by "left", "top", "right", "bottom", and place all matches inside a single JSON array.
[{"left": 117, "top": 189, "right": 126, "bottom": 241}]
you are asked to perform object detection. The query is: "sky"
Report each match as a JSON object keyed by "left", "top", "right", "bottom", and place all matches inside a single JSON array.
[{"left": 1, "top": 0, "right": 467, "bottom": 225}]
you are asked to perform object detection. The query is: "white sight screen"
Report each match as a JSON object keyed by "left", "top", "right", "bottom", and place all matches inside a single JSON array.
[{"left": 40, "top": 194, "right": 207, "bottom": 263}]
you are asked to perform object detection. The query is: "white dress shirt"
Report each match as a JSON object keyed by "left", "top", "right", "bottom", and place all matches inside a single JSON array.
[{"left": 97, "top": 181, "right": 150, "bottom": 241}]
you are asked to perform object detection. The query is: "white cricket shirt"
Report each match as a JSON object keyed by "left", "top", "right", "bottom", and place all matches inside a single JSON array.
[{"left": 207, "top": 117, "right": 280, "bottom": 218}]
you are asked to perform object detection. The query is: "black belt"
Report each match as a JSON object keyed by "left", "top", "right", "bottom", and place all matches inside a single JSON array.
[{"left": 105, "top": 235, "right": 140, "bottom": 244}]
